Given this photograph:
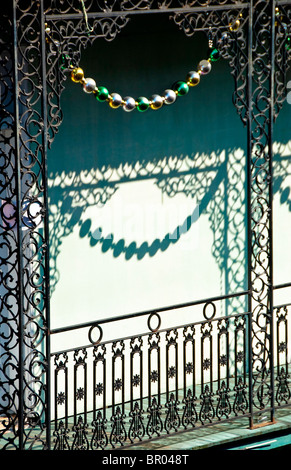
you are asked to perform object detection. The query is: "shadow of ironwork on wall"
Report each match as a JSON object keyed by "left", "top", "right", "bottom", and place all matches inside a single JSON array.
[
  {"left": 47, "top": 139, "right": 291, "bottom": 306},
  {"left": 47, "top": 149, "right": 246, "bottom": 305}
]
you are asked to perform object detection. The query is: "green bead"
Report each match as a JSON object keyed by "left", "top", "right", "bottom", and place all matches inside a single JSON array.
[
  {"left": 286, "top": 37, "right": 291, "bottom": 51},
  {"left": 95, "top": 86, "right": 109, "bottom": 102},
  {"left": 172, "top": 81, "right": 189, "bottom": 96},
  {"left": 208, "top": 47, "right": 220, "bottom": 62},
  {"left": 136, "top": 97, "right": 149, "bottom": 112}
]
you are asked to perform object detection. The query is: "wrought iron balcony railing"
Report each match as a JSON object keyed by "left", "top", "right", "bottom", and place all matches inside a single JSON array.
[{"left": 48, "top": 289, "right": 290, "bottom": 450}]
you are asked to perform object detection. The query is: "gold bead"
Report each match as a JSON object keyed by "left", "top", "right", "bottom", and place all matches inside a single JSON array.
[
  {"left": 71, "top": 67, "right": 85, "bottom": 83},
  {"left": 229, "top": 19, "right": 240, "bottom": 32}
]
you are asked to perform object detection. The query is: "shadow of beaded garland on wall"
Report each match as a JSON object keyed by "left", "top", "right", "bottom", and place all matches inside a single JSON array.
[{"left": 78, "top": 204, "right": 200, "bottom": 260}]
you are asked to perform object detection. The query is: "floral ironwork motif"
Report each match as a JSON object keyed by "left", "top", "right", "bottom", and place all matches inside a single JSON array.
[
  {"left": 203, "top": 358, "right": 211, "bottom": 370},
  {"left": 150, "top": 370, "right": 159, "bottom": 383},
  {"left": 76, "top": 387, "right": 85, "bottom": 401},
  {"left": 236, "top": 351, "right": 244, "bottom": 363},
  {"left": 114, "top": 378, "right": 123, "bottom": 392},
  {"left": 168, "top": 366, "right": 176, "bottom": 378},
  {"left": 185, "top": 362, "right": 194, "bottom": 374},
  {"left": 278, "top": 342, "right": 287, "bottom": 353},
  {"left": 219, "top": 355, "right": 227, "bottom": 367},
  {"left": 95, "top": 383, "right": 104, "bottom": 396},
  {"left": 132, "top": 374, "right": 141, "bottom": 387},
  {"left": 56, "top": 392, "right": 66, "bottom": 405}
]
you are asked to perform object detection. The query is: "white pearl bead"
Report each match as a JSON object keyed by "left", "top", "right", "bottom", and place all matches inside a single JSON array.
[
  {"left": 110, "top": 92, "right": 122, "bottom": 108},
  {"left": 198, "top": 60, "right": 212, "bottom": 75},
  {"left": 123, "top": 96, "right": 136, "bottom": 112},
  {"left": 83, "top": 78, "right": 96, "bottom": 93},
  {"left": 150, "top": 94, "right": 164, "bottom": 109},
  {"left": 163, "top": 89, "right": 176, "bottom": 105}
]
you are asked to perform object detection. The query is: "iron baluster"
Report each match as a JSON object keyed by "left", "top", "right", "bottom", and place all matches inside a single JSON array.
[
  {"left": 146, "top": 396, "right": 163, "bottom": 438},
  {"left": 166, "top": 329, "right": 178, "bottom": 402},
  {"left": 183, "top": 325, "right": 195, "bottom": 401},
  {"left": 201, "top": 321, "right": 213, "bottom": 393},
  {"left": 234, "top": 314, "right": 247, "bottom": 387},
  {"left": 216, "top": 380, "right": 232, "bottom": 420},
  {"left": 164, "top": 393, "right": 180, "bottom": 433},
  {"left": 148, "top": 332, "right": 161, "bottom": 406},
  {"left": 112, "top": 341, "right": 125, "bottom": 415},
  {"left": 182, "top": 389, "right": 197, "bottom": 429},
  {"left": 53, "top": 420, "right": 70, "bottom": 450},
  {"left": 54, "top": 352, "right": 68, "bottom": 430},
  {"left": 130, "top": 336, "right": 143, "bottom": 411},
  {"left": 199, "top": 384, "right": 215, "bottom": 425},
  {"left": 110, "top": 406, "right": 127, "bottom": 448},
  {"left": 276, "top": 306, "right": 288, "bottom": 378},
  {"left": 91, "top": 411, "right": 108, "bottom": 450},
  {"left": 73, "top": 348, "right": 88, "bottom": 425},
  {"left": 233, "top": 376, "right": 248, "bottom": 416},
  {"left": 275, "top": 368, "right": 290, "bottom": 406},
  {"left": 128, "top": 401, "right": 145, "bottom": 443},
  {"left": 71, "top": 415, "right": 89, "bottom": 450},
  {"left": 217, "top": 318, "right": 230, "bottom": 390},
  {"left": 93, "top": 344, "right": 106, "bottom": 420}
]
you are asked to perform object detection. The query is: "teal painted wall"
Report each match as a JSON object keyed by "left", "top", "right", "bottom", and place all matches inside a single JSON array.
[
  {"left": 47, "top": 16, "right": 290, "bottom": 349},
  {"left": 273, "top": 78, "right": 291, "bottom": 308}
]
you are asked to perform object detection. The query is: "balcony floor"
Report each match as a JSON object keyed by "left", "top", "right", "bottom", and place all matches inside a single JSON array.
[{"left": 121, "top": 407, "right": 291, "bottom": 451}]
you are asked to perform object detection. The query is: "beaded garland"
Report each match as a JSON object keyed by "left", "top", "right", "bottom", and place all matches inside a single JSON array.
[{"left": 69, "top": 47, "right": 221, "bottom": 113}]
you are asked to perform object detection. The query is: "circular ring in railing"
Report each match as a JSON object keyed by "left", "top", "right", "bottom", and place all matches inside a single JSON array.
[
  {"left": 88, "top": 323, "right": 103, "bottom": 345},
  {"left": 147, "top": 312, "right": 161, "bottom": 332},
  {"left": 203, "top": 301, "right": 216, "bottom": 321}
]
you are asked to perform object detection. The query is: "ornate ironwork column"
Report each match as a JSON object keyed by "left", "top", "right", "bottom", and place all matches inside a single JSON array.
[
  {"left": 0, "top": 0, "right": 51, "bottom": 449},
  {"left": 247, "top": 0, "right": 290, "bottom": 427}
]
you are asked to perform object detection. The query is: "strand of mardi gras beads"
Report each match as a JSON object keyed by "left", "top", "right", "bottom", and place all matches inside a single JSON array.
[{"left": 69, "top": 47, "right": 221, "bottom": 113}]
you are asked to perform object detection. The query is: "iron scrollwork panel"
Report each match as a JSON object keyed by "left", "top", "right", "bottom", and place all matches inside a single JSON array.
[
  {"left": 44, "top": 12, "right": 130, "bottom": 148},
  {"left": 170, "top": 5, "right": 250, "bottom": 126},
  {"left": 248, "top": 0, "right": 275, "bottom": 420},
  {"left": 44, "top": 2, "right": 252, "bottom": 148},
  {"left": 273, "top": 4, "right": 291, "bottom": 119},
  {"left": 1, "top": 1, "right": 50, "bottom": 450},
  {"left": 0, "top": 4, "right": 21, "bottom": 450}
]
